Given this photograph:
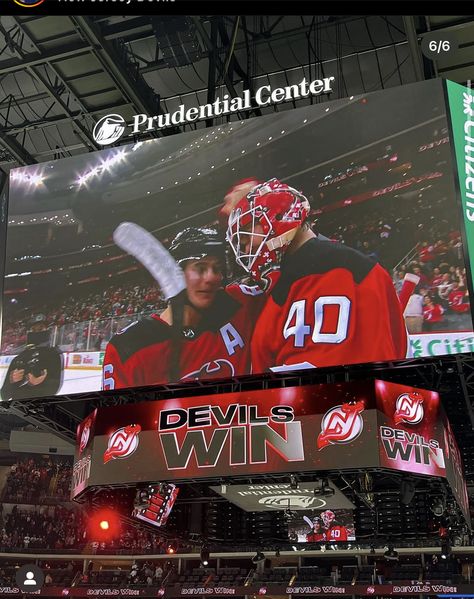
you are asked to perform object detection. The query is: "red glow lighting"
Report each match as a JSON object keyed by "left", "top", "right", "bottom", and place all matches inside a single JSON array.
[{"left": 88, "top": 509, "right": 121, "bottom": 541}]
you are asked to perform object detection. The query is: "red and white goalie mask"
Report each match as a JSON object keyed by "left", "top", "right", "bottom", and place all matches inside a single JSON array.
[
  {"left": 226, "top": 178, "right": 310, "bottom": 286},
  {"left": 321, "top": 510, "right": 336, "bottom": 527}
]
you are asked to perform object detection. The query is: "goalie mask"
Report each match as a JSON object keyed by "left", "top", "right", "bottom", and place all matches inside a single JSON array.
[
  {"left": 227, "top": 178, "right": 310, "bottom": 285},
  {"left": 321, "top": 510, "right": 336, "bottom": 527}
]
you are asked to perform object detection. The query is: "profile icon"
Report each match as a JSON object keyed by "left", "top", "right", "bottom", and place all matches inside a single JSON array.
[
  {"left": 15, "top": 564, "right": 45, "bottom": 592},
  {"left": 24, "top": 571, "right": 37, "bottom": 586}
]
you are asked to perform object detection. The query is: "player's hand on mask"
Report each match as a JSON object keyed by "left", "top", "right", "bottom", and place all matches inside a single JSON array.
[
  {"left": 27, "top": 369, "right": 48, "bottom": 386},
  {"left": 221, "top": 180, "right": 259, "bottom": 217}
]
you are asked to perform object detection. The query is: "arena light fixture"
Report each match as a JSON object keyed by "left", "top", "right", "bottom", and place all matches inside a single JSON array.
[
  {"left": 200, "top": 545, "right": 210, "bottom": 567},
  {"left": 314, "top": 478, "right": 335, "bottom": 497}
]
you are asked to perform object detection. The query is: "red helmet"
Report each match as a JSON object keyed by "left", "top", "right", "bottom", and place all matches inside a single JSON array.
[{"left": 226, "top": 178, "right": 310, "bottom": 285}]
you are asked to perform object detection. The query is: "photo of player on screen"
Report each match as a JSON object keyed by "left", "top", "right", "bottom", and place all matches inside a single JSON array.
[
  {"left": 102, "top": 226, "right": 265, "bottom": 390},
  {"left": 2, "top": 80, "right": 473, "bottom": 397},
  {"left": 227, "top": 178, "right": 409, "bottom": 373},
  {"left": 289, "top": 509, "right": 355, "bottom": 543}
]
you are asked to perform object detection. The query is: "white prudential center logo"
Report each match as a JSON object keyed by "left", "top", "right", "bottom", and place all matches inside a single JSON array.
[{"left": 93, "top": 114, "right": 126, "bottom": 145}]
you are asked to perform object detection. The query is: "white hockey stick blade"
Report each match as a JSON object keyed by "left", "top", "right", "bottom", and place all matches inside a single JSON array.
[
  {"left": 303, "top": 515, "right": 314, "bottom": 530},
  {"left": 113, "top": 221, "right": 186, "bottom": 301},
  {"left": 270, "top": 362, "right": 316, "bottom": 373}
]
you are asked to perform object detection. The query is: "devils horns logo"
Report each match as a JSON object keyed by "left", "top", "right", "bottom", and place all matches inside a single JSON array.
[
  {"left": 181, "top": 359, "right": 235, "bottom": 380},
  {"left": 103, "top": 424, "right": 141, "bottom": 464},
  {"left": 79, "top": 417, "right": 92, "bottom": 454},
  {"left": 394, "top": 392, "right": 424, "bottom": 425},
  {"left": 317, "top": 401, "right": 365, "bottom": 449}
]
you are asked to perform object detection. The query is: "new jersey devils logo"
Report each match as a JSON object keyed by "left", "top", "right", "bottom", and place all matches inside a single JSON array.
[
  {"left": 79, "top": 418, "right": 92, "bottom": 454},
  {"left": 181, "top": 359, "right": 235, "bottom": 380},
  {"left": 103, "top": 424, "right": 141, "bottom": 464},
  {"left": 317, "top": 401, "right": 365, "bottom": 449},
  {"left": 394, "top": 392, "right": 424, "bottom": 425}
]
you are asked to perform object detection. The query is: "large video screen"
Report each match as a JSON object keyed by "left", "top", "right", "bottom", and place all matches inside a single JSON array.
[
  {"left": 1, "top": 79, "right": 473, "bottom": 399},
  {"left": 287, "top": 509, "right": 356, "bottom": 543}
]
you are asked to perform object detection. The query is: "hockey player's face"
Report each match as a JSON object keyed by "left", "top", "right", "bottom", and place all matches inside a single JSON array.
[{"left": 184, "top": 256, "right": 223, "bottom": 310}]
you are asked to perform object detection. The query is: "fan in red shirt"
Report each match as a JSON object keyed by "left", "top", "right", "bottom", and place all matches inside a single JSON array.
[
  {"left": 448, "top": 282, "right": 470, "bottom": 313},
  {"left": 103, "top": 227, "right": 265, "bottom": 390},
  {"left": 423, "top": 297, "right": 444, "bottom": 331},
  {"left": 321, "top": 510, "right": 349, "bottom": 542},
  {"left": 430, "top": 267, "right": 444, "bottom": 290},
  {"left": 227, "top": 178, "right": 408, "bottom": 373},
  {"left": 418, "top": 242, "right": 436, "bottom": 264}
]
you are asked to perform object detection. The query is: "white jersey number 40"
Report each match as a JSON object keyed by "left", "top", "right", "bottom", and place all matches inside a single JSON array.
[{"left": 283, "top": 296, "right": 351, "bottom": 347}]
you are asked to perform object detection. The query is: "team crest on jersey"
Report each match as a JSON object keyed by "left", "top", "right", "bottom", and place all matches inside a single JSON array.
[
  {"left": 317, "top": 401, "right": 365, "bottom": 449},
  {"left": 182, "top": 359, "right": 235, "bottom": 380},
  {"left": 394, "top": 392, "right": 424, "bottom": 425},
  {"left": 103, "top": 424, "right": 141, "bottom": 463}
]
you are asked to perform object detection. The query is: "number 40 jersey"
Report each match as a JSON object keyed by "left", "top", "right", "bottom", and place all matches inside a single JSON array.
[{"left": 251, "top": 239, "right": 408, "bottom": 373}]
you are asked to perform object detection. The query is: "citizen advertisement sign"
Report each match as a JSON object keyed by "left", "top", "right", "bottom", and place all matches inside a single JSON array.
[
  {"left": 72, "top": 379, "right": 469, "bottom": 524},
  {"left": 208, "top": 481, "right": 354, "bottom": 512}
]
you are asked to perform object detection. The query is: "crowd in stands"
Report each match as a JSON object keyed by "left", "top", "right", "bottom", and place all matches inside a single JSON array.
[
  {"left": 0, "top": 510, "right": 188, "bottom": 555},
  {"left": 0, "top": 505, "right": 86, "bottom": 552},
  {"left": 396, "top": 233, "right": 470, "bottom": 333},
  {"left": 1, "top": 283, "right": 166, "bottom": 354},
  {"left": 1, "top": 456, "right": 73, "bottom": 503},
  {"left": 315, "top": 191, "right": 460, "bottom": 267},
  {"left": 314, "top": 192, "right": 471, "bottom": 333},
  {"left": 0, "top": 503, "right": 182, "bottom": 554}
]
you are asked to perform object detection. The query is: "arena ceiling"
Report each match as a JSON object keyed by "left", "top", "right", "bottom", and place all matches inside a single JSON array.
[
  {"left": 1, "top": 13, "right": 474, "bottom": 513},
  {"left": 0, "top": 15, "right": 473, "bottom": 177}
]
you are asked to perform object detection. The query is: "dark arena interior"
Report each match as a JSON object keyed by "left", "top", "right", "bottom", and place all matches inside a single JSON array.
[{"left": 1, "top": 13, "right": 474, "bottom": 599}]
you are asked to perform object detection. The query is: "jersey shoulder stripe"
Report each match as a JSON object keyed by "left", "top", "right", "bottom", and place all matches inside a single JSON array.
[{"left": 272, "top": 238, "right": 377, "bottom": 306}]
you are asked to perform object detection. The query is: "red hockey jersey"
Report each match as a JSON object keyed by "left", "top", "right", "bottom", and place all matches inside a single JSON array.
[
  {"left": 448, "top": 289, "right": 470, "bottom": 313},
  {"left": 103, "top": 285, "right": 265, "bottom": 390},
  {"left": 251, "top": 239, "right": 408, "bottom": 373},
  {"left": 325, "top": 525, "right": 349, "bottom": 542},
  {"left": 423, "top": 303, "right": 444, "bottom": 322}
]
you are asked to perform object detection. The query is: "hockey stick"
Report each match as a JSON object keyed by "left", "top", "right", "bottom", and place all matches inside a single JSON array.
[
  {"left": 303, "top": 515, "right": 314, "bottom": 530},
  {"left": 113, "top": 222, "right": 187, "bottom": 380},
  {"left": 113, "top": 222, "right": 186, "bottom": 300}
]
